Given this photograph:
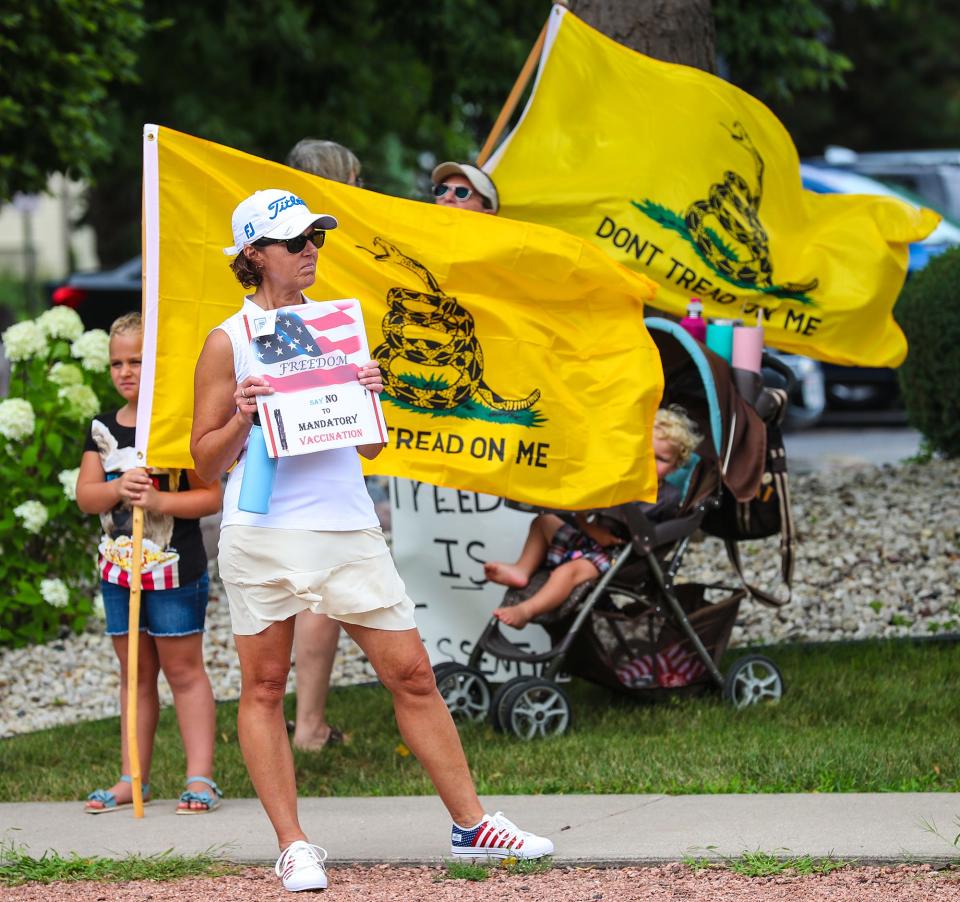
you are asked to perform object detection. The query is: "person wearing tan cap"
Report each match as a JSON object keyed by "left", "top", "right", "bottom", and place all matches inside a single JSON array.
[{"left": 431, "top": 162, "right": 499, "bottom": 214}]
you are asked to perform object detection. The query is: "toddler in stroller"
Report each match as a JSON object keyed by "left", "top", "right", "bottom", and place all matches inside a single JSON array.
[
  {"left": 484, "top": 407, "right": 702, "bottom": 629},
  {"left": 434, "top": 318, "right": 791, "bottom": 739}
]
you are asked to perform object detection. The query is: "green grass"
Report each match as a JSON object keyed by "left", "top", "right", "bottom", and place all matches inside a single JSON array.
[
  {"left": 920, "top": 815, "right": 960, "bottom": 862},
  {"left": 725, "top": 850, "right": 848, "bottom": 877},
  {"left": 441, "top": 857, "right": 553, "bottom": 881},
  {"left": 0, "top": 846, "right": 239, "bottom": 886},
  {"left": 0, "top": 640, "right": 957, "bottom": 801},
  {"left": 682, "top": 849, "right": 848, "bottom": 876}
]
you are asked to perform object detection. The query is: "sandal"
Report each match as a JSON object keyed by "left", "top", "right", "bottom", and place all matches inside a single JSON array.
[
  {"left": 176, "top": 775, "right": 223, "bottom": 815},
  {"left": 85, "top": 775, "right": 151, "bottom": 815},
  {"left": 293, "top": 726, "right": 344, "bottom": 753}
]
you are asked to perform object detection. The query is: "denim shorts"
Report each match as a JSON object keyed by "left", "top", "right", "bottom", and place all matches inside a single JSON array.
[{"left": 102, "top": 572, "right": 210, "bottom": 637}]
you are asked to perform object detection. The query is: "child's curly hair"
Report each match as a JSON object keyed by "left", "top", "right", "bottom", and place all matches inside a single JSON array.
[
  {"left": 109, "top": 312, "right": 142, "bottom": 338},
  {"left": 654, "top": 405, "right": 702, "bottom": 467}
]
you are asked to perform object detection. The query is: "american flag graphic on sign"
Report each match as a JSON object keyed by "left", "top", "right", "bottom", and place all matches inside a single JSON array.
[
  {"left": 242, "top": 297, "right": 386, "bottom": 459},
  {"left": 250, "top": 304, "right": 363, "bottom": 394}
]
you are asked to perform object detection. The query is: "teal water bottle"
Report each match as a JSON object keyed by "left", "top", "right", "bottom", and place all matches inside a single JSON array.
[
  {"left": 238, "top": 423, "right": 277, "bottom": 514},
  {"left": 706, "top": 319, "right": 737, "bottom": 363}
]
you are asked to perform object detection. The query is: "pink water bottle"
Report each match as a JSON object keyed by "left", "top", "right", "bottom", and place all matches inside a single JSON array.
[{"left": 680, "top": 298, "right": 707, "bottom": 343}]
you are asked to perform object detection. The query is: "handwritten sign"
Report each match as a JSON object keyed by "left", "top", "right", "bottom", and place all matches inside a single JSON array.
[
  {"left": 245, "top": 297, "right": 386, "bottom": 458},
  {"left": 390, "top": 478, "right": 552, "bottom": 680}
]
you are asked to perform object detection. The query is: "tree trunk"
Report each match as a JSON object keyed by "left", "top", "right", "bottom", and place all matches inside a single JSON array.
[{"left": 566, "top": 0, "right": 716, "bottom": 72}]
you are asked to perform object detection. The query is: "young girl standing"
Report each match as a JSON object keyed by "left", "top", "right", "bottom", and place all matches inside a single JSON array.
[{"left": 77, "top": 313, "right": 223, "bottom": 814}]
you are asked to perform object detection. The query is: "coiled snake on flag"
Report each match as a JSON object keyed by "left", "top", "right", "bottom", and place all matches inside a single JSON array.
[
  {"left": 683, "top": 121, "right": 817, "bottom": 294},
  {"left": 364, "top": 238, "right": 540, "bottom": 412}
]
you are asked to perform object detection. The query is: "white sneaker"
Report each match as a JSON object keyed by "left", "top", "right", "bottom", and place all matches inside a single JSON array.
[
  {"left": 275, "top": 840, "right": 328, "bottom": 892},
  {"left": 450, "top": 811, "right": 554, "bottom": 861}
]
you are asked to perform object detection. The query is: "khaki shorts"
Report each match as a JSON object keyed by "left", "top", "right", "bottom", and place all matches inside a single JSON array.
[{"left": 219, "top": 525, "right": 417, "bottom": 636}]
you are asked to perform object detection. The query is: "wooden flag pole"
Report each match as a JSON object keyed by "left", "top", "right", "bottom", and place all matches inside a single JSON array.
[
  {"left": 126, "top": 505, "right": 146, "bottom": 818},
  {"left": 476, "top": 15, "right": 549, "bottom": 167}
]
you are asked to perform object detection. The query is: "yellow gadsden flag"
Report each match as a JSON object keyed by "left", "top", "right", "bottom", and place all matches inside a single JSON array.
[
  {"left": 139, "top": 125, "right": 662, "bottom": 509},
  {"left": 486, "top": 6, "right": 940, "bottom": 368}
]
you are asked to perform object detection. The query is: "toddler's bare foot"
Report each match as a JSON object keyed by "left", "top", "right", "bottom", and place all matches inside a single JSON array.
[
  {"left": 483, "top": 561, "right": 529, "bottom": 588},
  {"left": 494, "top": 604, "right": 533, "bottom": 629}
]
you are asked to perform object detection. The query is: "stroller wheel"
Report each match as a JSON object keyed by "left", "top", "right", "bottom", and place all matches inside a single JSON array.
[
  {"left": 435, "top": 665, "right": 492, "bottom": 723},
  {"left": 723, "top": 654, "right": 784, "bottom": 709},
  {"left": 501, "top": 678, "right": 572, "bottom": 740},
  {"left": 489, "top": 677, "right": 533, "bottom": 732},
  {"left": 432, "top": 662, "right": 460, "bottom": 685}
]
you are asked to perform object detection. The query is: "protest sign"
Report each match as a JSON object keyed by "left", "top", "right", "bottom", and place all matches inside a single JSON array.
[
  {"left": 242, "top": 297, "right": 386, "bottom": 457},
  {"left": 390, "top": 478, "right": 551, "bottom": 680}
]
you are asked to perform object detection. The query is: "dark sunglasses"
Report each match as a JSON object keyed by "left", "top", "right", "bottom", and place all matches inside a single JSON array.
[
  {"left": 433, "top": 183, "right": 473, "bottom": 201},
  {"left": 254, "top": 228, "right": 326, "bottom": 253}
]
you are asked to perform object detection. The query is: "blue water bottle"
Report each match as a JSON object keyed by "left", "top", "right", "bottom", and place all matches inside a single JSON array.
[{"left": 237, "top": 423, "right": 277, "bottom": 514}]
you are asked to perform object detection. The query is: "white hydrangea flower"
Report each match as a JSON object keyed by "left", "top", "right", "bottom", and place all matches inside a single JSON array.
[
  {"left": 0, "top": 398, "right": 36, "bottom": 441},
  {"left": 48, "top": 361, "right": 84, "bottom": 387},
  {"left": 13, "top": 500, "right": 48, "bottom": 534},
  {"left": 70, "top": 329, "right": 111, "bottom": 372},
  {"left": 58, "top": 467, "right": 80, "bottom": 500},
  {"left": 1, "top": 320, "right": 49, "bottom": 362},
  {"left": 40, "top": 578, "right": 70, "bottom": 609},
  {"left": 37, "top": 307, "right": 84, "bottom": 341},
  {"left": 58, "top": 383, "right": 100, "bottom": 422},
  {"left": 92, "top": 591, "right": 106, "bottom": 620}
]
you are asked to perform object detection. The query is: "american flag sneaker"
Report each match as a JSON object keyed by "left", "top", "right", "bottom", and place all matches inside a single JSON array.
[
  {"left": 451, "top": 811, "right": 554, "bottom": 861},
  {"left": 274, "top": 840, "right": 328, "bottom": 892}
]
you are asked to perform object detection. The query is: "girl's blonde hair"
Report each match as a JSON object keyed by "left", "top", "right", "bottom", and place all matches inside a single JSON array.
[
  {"left": 109, "top": 312, "right": 142, "bottom": 339},
  {"left": 654, "top": 405, "right": 702, "bottom": 466}
]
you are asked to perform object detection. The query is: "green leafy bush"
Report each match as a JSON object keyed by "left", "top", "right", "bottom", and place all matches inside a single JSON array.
[
  {"left": 895, "top": 247, "right": 960, "bottom": 457},
  {"left": 0, "top": 308, "right": 115, "bottom": 645}
]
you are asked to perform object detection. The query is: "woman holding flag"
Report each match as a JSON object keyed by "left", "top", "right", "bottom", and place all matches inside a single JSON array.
[{"left": 190, "top": 189, "right": 553, "bottom": 893}]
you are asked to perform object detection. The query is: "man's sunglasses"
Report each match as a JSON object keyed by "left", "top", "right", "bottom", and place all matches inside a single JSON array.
[
  {"left": 254, "top": 228, "right": 326, "bottom": 253},
  {"left": 433, "top": 183, "right": 473, "bottom": 201}
]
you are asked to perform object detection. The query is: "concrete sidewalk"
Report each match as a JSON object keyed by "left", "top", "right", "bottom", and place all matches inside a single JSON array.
[{"left": 2, "top": 794, "right": 958, "bottom": 866}]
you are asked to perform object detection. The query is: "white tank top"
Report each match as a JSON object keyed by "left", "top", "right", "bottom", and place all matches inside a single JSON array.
[{"left": 216, "top": 297, "right": 379, "bottom": 532}]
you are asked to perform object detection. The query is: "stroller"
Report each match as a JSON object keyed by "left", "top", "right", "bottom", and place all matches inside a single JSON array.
[{"left": 434, "top": 317, "right": 794, "bottom": 739}]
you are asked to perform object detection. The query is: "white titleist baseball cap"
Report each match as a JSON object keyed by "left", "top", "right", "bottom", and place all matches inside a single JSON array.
[
  {"left": 223, "top": 189, "right": 338, "bottom": 255},
  {"left": 430, "top": 162, "right": 500, "bottom": 213}
]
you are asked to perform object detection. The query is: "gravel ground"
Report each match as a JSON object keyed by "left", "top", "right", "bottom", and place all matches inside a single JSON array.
[
  {"left": 1, "top": 459, "right": 957, "bottom": 739},
  {"left": 1, "top": 864, "right": 958, "bottom": 901},
  {"left": 680, "top": 459, "right": 960, "bottom": 646},
  {"left": 0, "top": 581, "right": 378, "bottom": 739}
]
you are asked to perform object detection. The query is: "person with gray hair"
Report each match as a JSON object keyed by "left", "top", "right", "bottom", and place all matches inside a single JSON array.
[
  {"left": 286, "top": 139, "right": 362, "bottom": 186},
  {"left": 281, "top": 138, "right": 364, "bottom": 755}
]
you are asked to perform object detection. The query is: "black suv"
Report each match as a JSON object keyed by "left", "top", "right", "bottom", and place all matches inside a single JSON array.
[{"left": 48, "top": 257, "right": 141, "bottom": 331}]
